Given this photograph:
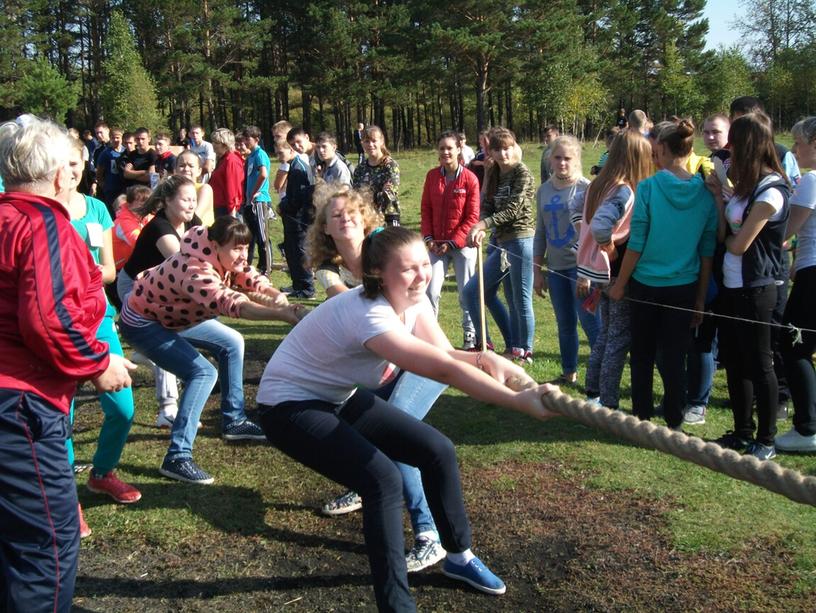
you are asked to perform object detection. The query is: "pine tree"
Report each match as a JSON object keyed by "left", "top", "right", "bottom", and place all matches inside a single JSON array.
[
  {"left": 99, "top": 11, "right": 162, "bottom": 131},
  {"left": 16, "top": 57, "right": 78, "bottom": 122}
]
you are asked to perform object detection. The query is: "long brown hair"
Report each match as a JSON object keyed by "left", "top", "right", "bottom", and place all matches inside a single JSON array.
[
  {"left": 583, "top": 130, "right": 652, "bottom": 223},
  {"left": 729, "top": 113, "right": 788, "bottom": 199},
  {"left": 131, "top": 175, "right": 195, "bottom": 218}
]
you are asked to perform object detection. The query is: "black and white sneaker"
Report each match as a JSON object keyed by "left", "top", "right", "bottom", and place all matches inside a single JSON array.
[
  {"left": 159, "top": 458, "right": 214, "bottom": 485},
  {"left": 406, "top": 536, "right": 446, "bottom": 572},
  {"left": 222, "top": 419, "right": 266, "bottom": 441},
  {"left": 321, "top": 490, "right": 362, "bottom": 516}
]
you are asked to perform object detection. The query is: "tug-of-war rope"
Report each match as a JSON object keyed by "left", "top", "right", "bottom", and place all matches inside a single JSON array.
[{"left": 507, "top": 374, "right": 816, "bottom": 507}]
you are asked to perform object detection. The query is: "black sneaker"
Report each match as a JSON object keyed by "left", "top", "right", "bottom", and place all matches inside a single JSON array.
[
  {"left": 222, "top": 419, "right": 266, "bottom": 441},
  {"left": 713, "top": 431, "right": 751, "bottom": 453},
  {"left": 159, "top": 458, "right": 214, "bottom": 484}
]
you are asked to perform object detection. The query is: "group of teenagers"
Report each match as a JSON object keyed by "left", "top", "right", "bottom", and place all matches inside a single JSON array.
[
  {"left": 3, "top": 91, "right": 816, "bottom": 612},
  {"left": 0, "top": 114, "right": 555, "bottom": 613}
]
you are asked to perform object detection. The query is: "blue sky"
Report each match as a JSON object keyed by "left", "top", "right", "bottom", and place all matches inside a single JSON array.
[{"left": 703, "top": 0, "right": 742, "bottom": 50}]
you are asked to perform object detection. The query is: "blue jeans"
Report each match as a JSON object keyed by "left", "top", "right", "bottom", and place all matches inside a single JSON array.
[
  {"left": 463, "top": 236, "right": 535, "bottom": 351},
  {"left": 118, "top": 317, "right": 247, "bottom": 460},
  {"left": 548, "top": 268, "right": 600, "bottom": 373},
  {"left": 383, "top": 373, "right": 447, "bottom": 537}
]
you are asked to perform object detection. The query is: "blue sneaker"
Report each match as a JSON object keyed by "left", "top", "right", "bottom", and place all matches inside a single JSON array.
[
  {"left": 442, "top": 556, "right": 506, "bottom": 595},
  {"left": 222, "top": 419, "right": 266, "bottom": 441},
  {"left": 159, "top": 458, "right": 214, "bottom": 485}
]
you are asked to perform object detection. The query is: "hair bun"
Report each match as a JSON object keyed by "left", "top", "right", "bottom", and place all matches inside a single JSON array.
[{"left": 677, "top": 119, "right": 695, "bottom": 138}]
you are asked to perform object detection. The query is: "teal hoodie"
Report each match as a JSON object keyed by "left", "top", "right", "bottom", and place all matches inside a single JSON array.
[{"left": 629, "top": 169, "right": 718, "bottom": 287}]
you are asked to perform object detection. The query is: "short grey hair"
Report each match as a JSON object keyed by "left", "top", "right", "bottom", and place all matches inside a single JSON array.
[
  {"left": 210, "top": 128, "right": 235, "bottom": 150},
  {"left": 0, "top": 115, "right": 71, "bottom": 188},
  {"left": 792, "top": 117, "right": 816, "bottom": 144}
]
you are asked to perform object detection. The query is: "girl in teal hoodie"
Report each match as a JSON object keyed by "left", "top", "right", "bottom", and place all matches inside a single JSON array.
[{"left": 609, "top": 120, "right": 718, "bottom": 429}]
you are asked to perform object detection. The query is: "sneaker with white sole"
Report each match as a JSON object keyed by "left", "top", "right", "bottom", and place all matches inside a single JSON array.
[
  {"left": 745, "top": 442, "right": 777, "bottom": 461},
  {"left": 159, "top": 458, "right": 214, "bottom": 484},
  {"left": 321, "top": 490, "right": 362, "bottom": 516},
  {"left": 222, "top": 419, "right": 266, "bottom": 441},
  {"left": 405, "top": 536, "right": 446, "bottom": 572},
  {"left": 775, "top": 428, "right": 816, "bottom": 452},
  {"left": 442, "top": 556, "right": 506, "bottom": 595},
  {"left": 683, "top": 404, "right": 706, "bottom": 425}
]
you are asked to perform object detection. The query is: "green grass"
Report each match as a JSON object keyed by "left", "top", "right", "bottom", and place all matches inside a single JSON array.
[{"left": 72, "top": 138, "right": 816, "bottom": 607}]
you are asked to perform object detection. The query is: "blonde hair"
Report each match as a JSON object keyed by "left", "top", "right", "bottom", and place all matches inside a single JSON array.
[
  {"left": 548, "top": 135, "right": 583, "bottom": 181},
  {"left": 306, "top": 182, "right": 383, "bottom": 268},
  {"left": 210, "top": 128, "right": 235, "bottom": 150},
  {"left": 584, "top": 130, "right": 652, "bottom": 223},
  {"left": 0, "top": 116, "right": 72, "bottom": 188}
]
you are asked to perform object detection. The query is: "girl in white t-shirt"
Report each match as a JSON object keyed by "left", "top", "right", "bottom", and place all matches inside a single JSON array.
[
  {"left": 708, "top": 113, "right": 791, "bottom": 460},
  {"left": 777, "top": 116, "right": 816, "bottom": 452},
  {"left": 257, "top": 226, "right": 556, "bottom": 611}
]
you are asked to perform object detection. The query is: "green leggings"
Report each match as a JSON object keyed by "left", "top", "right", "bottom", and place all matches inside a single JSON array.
[{"left": 66, "top": 314, "right": 134, "bottom": 475}]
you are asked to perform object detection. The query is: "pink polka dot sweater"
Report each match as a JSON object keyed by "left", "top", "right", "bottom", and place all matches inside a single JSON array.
[{"left": 127, "top": 225, "right": 271, "bottom": 329}]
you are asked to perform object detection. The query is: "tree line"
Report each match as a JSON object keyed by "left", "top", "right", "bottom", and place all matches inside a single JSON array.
[{"left": 0, "top": 0, "right": 814, "bottom": 149}]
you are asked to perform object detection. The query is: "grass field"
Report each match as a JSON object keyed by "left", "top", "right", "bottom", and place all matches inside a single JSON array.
[{"left": 70, "top": 139, "right": 816, "bottom": 611}]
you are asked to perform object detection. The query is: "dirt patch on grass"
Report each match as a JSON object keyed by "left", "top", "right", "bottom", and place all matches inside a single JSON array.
[{"left": 72, "top": 458, "right": 810, "bottom": 612}]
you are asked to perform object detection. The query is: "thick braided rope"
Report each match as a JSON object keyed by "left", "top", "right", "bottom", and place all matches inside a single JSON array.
[
  {"left": 540, "top": 389, "right": 816, "bottom": 506},
  {"left": 505, "top": 373, "right": 816, "bottom": 506}
]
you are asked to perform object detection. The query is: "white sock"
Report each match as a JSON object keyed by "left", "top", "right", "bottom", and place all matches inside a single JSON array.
[
  {"left": 416, "top": 530, "right": 439, "bottom": 543},
  {"left": 446, "top": 549, "right": 475, "bottom": 565}
]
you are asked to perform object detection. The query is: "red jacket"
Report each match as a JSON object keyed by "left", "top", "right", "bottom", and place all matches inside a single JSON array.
[
  {"left": 0, "top": 192, "right": 110, "bottom": 413},
  {"left": 420, "top": 166, "right": 480, "bottom": 249},
  {"left": 209, "top": 150, "right": 245, "bottom": 214}
]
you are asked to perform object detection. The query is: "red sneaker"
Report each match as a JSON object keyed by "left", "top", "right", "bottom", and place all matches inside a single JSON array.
[
  {"left": 77, "top": 503, "right": 92, "bottom": 539},
  {"left": 87, "top": 471, "right": 142, "bottom": 504}
]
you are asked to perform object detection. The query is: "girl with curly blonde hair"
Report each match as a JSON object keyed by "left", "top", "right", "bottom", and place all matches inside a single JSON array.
[{"left": 307, "top": 182, "right": 382, "bottom": 297}]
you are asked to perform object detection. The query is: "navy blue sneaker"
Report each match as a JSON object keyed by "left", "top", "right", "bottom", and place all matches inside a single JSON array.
[
  {"left": 222, "top": 419, "right": 266, "bottom": 441},
  {"left": 159, "top": 458, "right": 214, "bottom": 485},
  {"left": 442, "top": 556, "right": 506, "bottom": 595}
]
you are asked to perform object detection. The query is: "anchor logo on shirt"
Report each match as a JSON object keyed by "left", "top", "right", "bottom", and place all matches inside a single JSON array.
[{"left": 543, "top": 194, "right": 575, "bottom": 248}]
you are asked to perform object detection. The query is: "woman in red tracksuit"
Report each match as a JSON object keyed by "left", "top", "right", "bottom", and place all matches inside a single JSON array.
[{"left": 421, "top": 130, "right": 481, "bottom": 349}]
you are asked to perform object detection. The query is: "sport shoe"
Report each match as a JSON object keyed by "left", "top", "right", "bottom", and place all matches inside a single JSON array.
[
  {"left": 745, "top": 442, "right": 777, "bottom": 461},
  {"left": 222, "top": 419, "right": 266, "bottom": 441},
  {"left": 87, "top": 471, "right": 142, "bottom": 504},
  {"left": 406, "top": 536, "right": 446, "bottom": 572},
  {"left": 713, "top": 431, "right": 751, "bottom": 453},
  {"left": 462, "top": 333, "right": 477, "bottom": 351},
  {"left": 159, "top": 458, "right": 214, "bottom": 485},
  {"left": 321, "top": 490, "right": 362, "bottom": 516},
  {"left": 510, "top": 347, "right": 533, "bottom": 365},
  {"left": 442, "top": 556, "right": 506, "bottom": 595},
  {"left": 775, "top": 428, "right": 816, "bottom": 452},
  {"left": 683, "top": 405, "right": 706, "bottom": 425},
  {"left": 156, "top": 412, "right": 201, "bottom": 430},
  {"left": 77, "top": 503, "right": 92, "bottom": 539},
  {"left": 288, "top": 290, "right": 315, "bottom": 300}
]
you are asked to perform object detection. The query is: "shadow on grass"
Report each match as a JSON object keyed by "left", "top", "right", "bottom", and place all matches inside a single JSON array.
[{"left": 81, "top": 477, "right": 365, "bottom": 554}]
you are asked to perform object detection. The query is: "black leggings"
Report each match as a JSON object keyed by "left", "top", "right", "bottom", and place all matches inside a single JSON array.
[
  {"left": 782, "top": 266, "right": 816, "bottom": 436},
  {"left": 259, "top": 389, "right": 471, "bottom": 613},
  {"left": 719, "top": 284, "right": 778, "bottom": 445}
]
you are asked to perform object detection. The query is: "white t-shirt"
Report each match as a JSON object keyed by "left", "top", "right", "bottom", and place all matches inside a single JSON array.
[
  {"left": 723, "top": 173, "right": 786, "bottom": 288},
  {"left": 461, "top": 144, "right": 475, "bottom": 165},
  {"left": 188, "top": 140, "right": 216, "bottom": 165},
  {"left": 257, "top": 286, "right": 432, "bottom": 405},
  {"left": 792, "top": 171, "right": 816, "bottom": 272}
]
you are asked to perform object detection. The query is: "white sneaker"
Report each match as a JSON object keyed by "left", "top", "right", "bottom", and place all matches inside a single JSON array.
[
  {"left": 406, "top": 536, "right": 446, "bottom": 572},
  {"left": 775, "top": 428, "right": 816, "bottom": 452}
]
